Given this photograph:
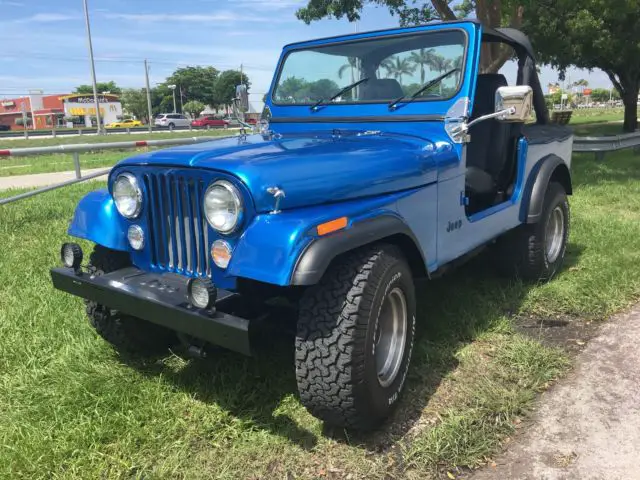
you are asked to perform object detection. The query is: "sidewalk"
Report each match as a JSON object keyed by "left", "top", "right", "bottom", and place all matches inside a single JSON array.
[
  {"left": 471, "top": 303, "right": 640, "bottom": 480},
  {"left": 0, "top": 168, "right": 109, "bottom": 191}
]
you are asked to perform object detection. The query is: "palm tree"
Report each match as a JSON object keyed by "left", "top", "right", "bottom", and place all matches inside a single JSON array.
[
  {"left": 338, "top": 57, "right": 358, "bottom": 82},
  {"left": 409, "top": 48, "right": 437, "bottom": 83},
  {"left": 381, "top": 56, "right": 416, "bottom": 85},
  {"left": 428, "top": 54, "right": 453, "bottom": 95}
]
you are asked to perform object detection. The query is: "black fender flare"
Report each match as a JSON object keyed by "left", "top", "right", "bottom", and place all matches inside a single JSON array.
[
  {"left": 520, "top": 154, "right": 572, "bottom": 224},
  {"left": 290, "top": 215, "right": 427, "bottom": 286}
]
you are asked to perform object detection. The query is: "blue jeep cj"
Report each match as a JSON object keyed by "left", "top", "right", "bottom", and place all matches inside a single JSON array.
[{"left": 52, "top": 20, "right": 573, "bottom": 430}]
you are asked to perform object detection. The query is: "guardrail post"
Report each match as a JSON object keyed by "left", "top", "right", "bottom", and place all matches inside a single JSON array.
[
  {"left": 634, "top": 146, "right": 640, "bottom": 156},
  {"left": 78, "top": 129, "right": 82, "bottom": 136},
  {"left": 595, "top": 151, "right": 605, "bottom": 161},
  {"left": 126, "top": 128, "right": 130, "bottom": 134},
  {"left": 24, "top": 128, "right": 28, "bottom": 140},
  {"left": 72, "top": 152, "right": 82, "bottom": 179},
  {"left": 52, "top": 129, "right": 56, "bottom": 138}
]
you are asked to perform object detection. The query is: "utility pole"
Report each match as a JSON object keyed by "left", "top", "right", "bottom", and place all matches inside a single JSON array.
[
  {"left": 179, "top": 85, "right": 184, "bottom": 112},
  {"left": 82, "top": 0, "right": 103, "bottom": 134},
  {"left": 169, "top": 84, "right": 177, "bottom": 113},
  {"left": 144, "top": 59, "right": 153, "bottom": 133}
]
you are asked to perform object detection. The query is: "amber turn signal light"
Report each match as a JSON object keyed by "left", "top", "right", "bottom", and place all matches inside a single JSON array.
[{"left": 317, "top": 217, "right": 348, "bottom": 236}]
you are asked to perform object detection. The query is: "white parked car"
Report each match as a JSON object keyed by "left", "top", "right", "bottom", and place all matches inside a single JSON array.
[{"left": 154, "top": 113, "right": 190, "bottom": 128}]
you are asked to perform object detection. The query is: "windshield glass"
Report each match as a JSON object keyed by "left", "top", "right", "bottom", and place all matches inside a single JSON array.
[{"left": 273, "top": 29, "right": 466, "bottom": 105}]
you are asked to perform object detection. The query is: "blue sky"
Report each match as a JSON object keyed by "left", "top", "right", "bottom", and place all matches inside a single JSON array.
[{"left": 0, "top": 0, "right": 614, "bottom": 103}]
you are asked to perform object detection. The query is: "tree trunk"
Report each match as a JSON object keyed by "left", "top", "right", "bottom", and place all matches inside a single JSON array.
[{"left": 622, "top": 90, "right": 638, "bottom": 132}]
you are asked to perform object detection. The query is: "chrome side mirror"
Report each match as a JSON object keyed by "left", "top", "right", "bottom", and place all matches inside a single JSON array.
[
  {"left": 495, "top": 85, "right": 533, "bottom": 122},
  {"left": 235, "top": 84, "right": 249, "bottom": 113},
  {"left": 449, "top": 85, "right": 533, "bottom": 142},
  {"left": 233, "top": 84, "right": 253, "bottom": 133}
]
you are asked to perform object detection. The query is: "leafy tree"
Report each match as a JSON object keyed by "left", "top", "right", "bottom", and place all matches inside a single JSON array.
[
  {"left": 589, "top": 88, "right": 620, "bottom": 102},
  {"left": 120, "top": 89, "right": 151, "bottom": 123},
  {"left": 74, "top": 81, "right": 121, "bottom": 95},
  {"left": 276, "top": 76, "right": 309, "bottom": 102},
  {"left": 213, "top": 70, "right": 251, "bottom": 109},
  {"left": 162, "top": 66, "right": 219, "bottom": 109},
  {"left": 381, "top": 56, "right": 416, "bottom": 84},
  {"left": 183, "top": 100, "right": 205, "bottom": 118},
  {"left": 303, "top": 79, "right": 341, "bottom": 102},
  {"left": 521, "top": 0, "right": 640, "bottom": 132},
  {"left": 296, "top": 0, "right": 525, "bottom": 71}
]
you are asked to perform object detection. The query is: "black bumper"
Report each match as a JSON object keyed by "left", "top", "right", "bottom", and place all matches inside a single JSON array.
[{"left": 50, "top": 267, "right": 251, "bottom": 356}]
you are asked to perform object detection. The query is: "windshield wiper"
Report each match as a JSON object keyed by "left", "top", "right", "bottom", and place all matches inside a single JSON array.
[
  {"left": 388, "top": 68, "right": 460, "bottom": 111},
  {"left": 310, "top": 77, "right": 370, "bottom": 112}
]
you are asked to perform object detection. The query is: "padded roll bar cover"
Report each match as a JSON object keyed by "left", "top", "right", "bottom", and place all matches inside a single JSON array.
[
  {"left": 291, "top": 215, "right": 425, "bottom": 286},
  {"left": 520, "top": 154, "right": 572, "bottom": 224}
]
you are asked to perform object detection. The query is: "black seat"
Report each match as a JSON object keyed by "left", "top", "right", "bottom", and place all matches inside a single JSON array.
[
  {"left": 465, "top": 74, "right": 512, "bottom": 200},
  {"left": 360, "top": 79, "right": 404, "bottom": 101}
]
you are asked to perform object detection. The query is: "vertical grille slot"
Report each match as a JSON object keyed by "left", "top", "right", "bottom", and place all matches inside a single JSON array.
[{"left": 146, "top": 171, "right": 208, "bottom": 276}]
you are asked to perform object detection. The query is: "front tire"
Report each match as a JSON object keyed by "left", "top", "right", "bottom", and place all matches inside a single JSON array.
[
  {"left": 86, "top": 245, "right": 177, "bottom": 355},
  {"left": 497, "top": 181, "right": 570, "bottom": 281},
  {"left": 295, "top": 244, "right": 416, "bottom": 430}
]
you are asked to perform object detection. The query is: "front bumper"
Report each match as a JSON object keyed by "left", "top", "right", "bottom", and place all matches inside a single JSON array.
[{"left": 50, "top": 267, "right": 251, "bottom": 355}]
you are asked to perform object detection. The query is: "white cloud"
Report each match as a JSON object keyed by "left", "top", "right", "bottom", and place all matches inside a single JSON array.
[
  {"left": 0, "top": 1, "right": 25, "bottom": 6},
  {"left": 103, "top": 11, "right": 274, "bottom": 23},
  {"left": 13, "top": 13, "right": 78, "bottom": 23}
]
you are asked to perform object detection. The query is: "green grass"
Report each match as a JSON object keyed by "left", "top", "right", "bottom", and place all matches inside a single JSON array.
[
  {"left": 1, "top": 151, "right": 639, "bottom": 479},
  {"left": 0, "top": 130, "right": 234, "bottom": 177}
]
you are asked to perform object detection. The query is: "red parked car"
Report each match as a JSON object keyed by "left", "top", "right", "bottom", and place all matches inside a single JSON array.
[{"left": 191, "top": 116, "right": 229, "bottom": 128}]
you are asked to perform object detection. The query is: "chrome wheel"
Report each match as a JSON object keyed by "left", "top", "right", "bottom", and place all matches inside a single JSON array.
[
  {"left": 375, "top": 287, "right": 408, "bottom": 388},
  {"left": 545, "top": 205, "right": 565, "bottom": 263}
]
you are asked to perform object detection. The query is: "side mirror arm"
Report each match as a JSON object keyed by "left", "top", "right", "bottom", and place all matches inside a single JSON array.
[{"left": 449, "top": 106, "right": 516, "bottom": 141}]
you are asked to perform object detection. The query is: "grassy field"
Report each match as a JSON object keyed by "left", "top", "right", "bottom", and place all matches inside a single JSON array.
[
  {"left": 0, "top": 130, "right": 234, "bottom": 177},
  {"left": 1, "top": 151, "right": 639, "bottom": 479}
]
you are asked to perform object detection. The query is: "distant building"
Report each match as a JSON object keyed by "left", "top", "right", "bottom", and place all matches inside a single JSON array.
[
  {"left": 548, "top": 84, "right": 561, "bottom": 95},
  {"left": 0, "top": 91, "right": 122, "bottom": 130}
]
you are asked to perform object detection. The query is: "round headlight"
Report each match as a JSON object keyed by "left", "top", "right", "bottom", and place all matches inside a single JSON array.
[
  {"left": 203, "top": 180, "right": 243, "bottom": 234},
  {"left": 113, "top": 173, "right": 142, "bottom": 219},
  {"left": 127, "top": 225, "right": 145, "bottom": 250}
]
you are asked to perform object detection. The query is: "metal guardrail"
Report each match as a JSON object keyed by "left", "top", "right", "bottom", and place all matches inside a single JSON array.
[
  {"left": 572, "top": 131, "right": 640, "bottom": 160},
  {"left": 0, "top": 135, "right": 229, "bottom": 206},
  {"left": 0, "top": 124, "right": 233, "bottom": 139}
]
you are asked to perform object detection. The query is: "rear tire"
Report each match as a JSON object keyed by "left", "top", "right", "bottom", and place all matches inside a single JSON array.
[
  {"left": 496, "top": 181, "right": 570, "bottom": 281},
  {"left": 295, "top": 244, "right": 416, "bottom": 430},
  {"left": 86, "top": 245, "right": 177, "bottom": 355}
]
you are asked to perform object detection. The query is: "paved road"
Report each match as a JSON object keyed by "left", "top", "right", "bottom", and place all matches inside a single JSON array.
[
  {"left": 0, "top": 168, "right": 109, "bottom": 190},
  {"left": 471, "top": 303, "right": 640, "bottom": 480}
]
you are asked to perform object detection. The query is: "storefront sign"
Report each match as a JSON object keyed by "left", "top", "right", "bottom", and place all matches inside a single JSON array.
[{"left": 63, "top": 94, "right": 118, "bottom": 104}]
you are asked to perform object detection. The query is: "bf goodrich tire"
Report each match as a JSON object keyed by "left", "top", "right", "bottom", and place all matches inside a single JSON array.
[
  {"left": 497, "top": 181, "right": 570, "bottom": 281},
  {"left": 86, "top": 245, "right": 177, "bottom": 355},
  {"left": 295, "top": 244, "right": 416, "bottom": 430}
]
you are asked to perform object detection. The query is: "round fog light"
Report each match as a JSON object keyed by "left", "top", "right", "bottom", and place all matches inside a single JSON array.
[
  {"left": 187, "top": 277, "right": 217, "bottom": 310},
  {"left": 127, "top": 225, "right": 145, "bottom": 250},
  {"left": 61, "top": 242, "right": 83, "bottom": 270},
  {"left": 211, "top": 240, "right": 232, "bottom": 269}
]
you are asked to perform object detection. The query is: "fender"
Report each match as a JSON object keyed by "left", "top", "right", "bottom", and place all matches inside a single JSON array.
[
  {"left": 291, "top": 215, "right": 426, "bottom": 286},
  {"left": 68, "top": 189, "right": 128, "bottom": 251},
  {"left": 520, "top": 154, "right": 572, "bottom": 224},
  {"left": 227, "top": 188, "right": 429, "bottom": 287}
]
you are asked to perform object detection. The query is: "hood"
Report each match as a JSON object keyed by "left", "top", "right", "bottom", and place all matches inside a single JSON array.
[{"left": 118, "top": 131, "right": 441, "bottom": 213}]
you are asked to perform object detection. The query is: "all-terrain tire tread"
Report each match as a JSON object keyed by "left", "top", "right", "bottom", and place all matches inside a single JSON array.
[
  {"left": 295, "top": 244, "right": 409, "bottom": 429},
  {"left": 86, "top": 245, "right": 176, "bottom": 355}
]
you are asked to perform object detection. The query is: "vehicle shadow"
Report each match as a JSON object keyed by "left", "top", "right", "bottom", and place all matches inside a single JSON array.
[{"left": 120, "top": 242, "right": 584, "bottom": 452}]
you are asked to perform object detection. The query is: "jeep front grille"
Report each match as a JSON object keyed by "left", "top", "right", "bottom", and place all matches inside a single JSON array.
[{"left": 143, "top": 172, "right": 211, "bottom": 276}]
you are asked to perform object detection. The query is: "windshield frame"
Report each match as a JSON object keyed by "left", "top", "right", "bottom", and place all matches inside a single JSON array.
[{"left": 270, "top": 27, "right": 469, "bottom": 108}]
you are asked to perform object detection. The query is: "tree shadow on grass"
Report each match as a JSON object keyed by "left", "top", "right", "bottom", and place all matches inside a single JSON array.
[{"left": 120, "top": 243, "right": 584, "bottom": 453}]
